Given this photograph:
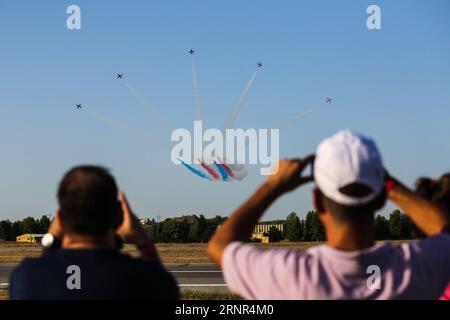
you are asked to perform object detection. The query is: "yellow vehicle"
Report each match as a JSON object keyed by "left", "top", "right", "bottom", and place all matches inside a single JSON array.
[
  {"left": 251, "top": 233, "right": 270, "bottom": 244},
  {"left": 16, "top": 234, "right": 44, "bottom": 244}
]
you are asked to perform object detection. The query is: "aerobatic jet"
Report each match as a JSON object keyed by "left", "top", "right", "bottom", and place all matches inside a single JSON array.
[
  {"left": 325, "top": 97, "right": 332, "bottom": 103},
  {"left": 76, "top": 104, "right": 82, "bottom": 109},
  {"left": 256, "top": 62, "right": 263, "bottom": 68},
  {"left": 188, "top": 49, "right": 195, "bottom": 54},
  {"left": 117, "top": 74, "right": 123, "bottom": 79}
]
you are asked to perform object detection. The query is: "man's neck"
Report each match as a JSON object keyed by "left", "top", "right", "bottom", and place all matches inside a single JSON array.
[
  {"left": 62, "top": 232, "right": 116, "bottom": 250},
  {"left": 326, "top": 223, "right": 375, "bottom": 251}
]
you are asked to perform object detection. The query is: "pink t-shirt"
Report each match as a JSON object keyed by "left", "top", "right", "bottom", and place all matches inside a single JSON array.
[
  {"left": 222, "top": 233, "right": 450, "bottom": 300},
  {"left": 440, "top": 285, "right": 450, "bottom": 300}
]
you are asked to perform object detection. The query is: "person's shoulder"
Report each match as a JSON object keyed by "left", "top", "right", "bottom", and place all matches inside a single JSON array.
[
  {"left": 11, "top": 251, "right": 66, "bottom": 280},
  {"left": 9, "top": 255, "right": 55, "bottom": 297},
  {"left": 226, "top": 241, "right": 307, "bottom": 255},
  {"left": 11, "top": 257, "right": 38, "bottom": 277},
  {"left": 305, "top": 244, "right": 329, "bottom": 255},
  {"left": 11, "top": 255, "right": 52, "bottom": 275},
  {"left": 400, "top": 234, "right": 450, "bottom": 296},
  {"left": 81, "top": 250, "right": 170, "bottom": 278},
  {"left": 395, "top": 233, "right": 450, "bottom": 266},
  {"left": 402, "top": 233, "right": 450, "bottom": 252},
  {"left": 118, "top": 254, "right": 179, "bottom": 299},
  {"left": 420, "top": 232, "right": 450, "bottom": 241},
  {"left": 125, "top": 255, "right": 173, "bottom": 277},
  {"left": 222, "top": 242, "right": 314, "bottom": 299}
]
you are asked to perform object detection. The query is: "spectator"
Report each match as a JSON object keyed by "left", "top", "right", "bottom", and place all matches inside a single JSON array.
[
  {"left": 415, "top": 174, "right": 450, "bottom": 300},
  {"left": 10, "top": 165, "right": 179, "bottom": 300},
  {"left": 208, "top": 129, "right": 450, "bottom": 299},
  {"left": 415, "top": 174, "right": 450, "bottom": 217}
]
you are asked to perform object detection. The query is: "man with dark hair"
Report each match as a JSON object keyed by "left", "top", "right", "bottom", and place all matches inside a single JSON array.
[
  {"left": 57, "top": 166, "right": 122, "bottom": 236},
  {"left": 208, "top": 129, "right": 450, "bottom": 299},
  {"left": 10, "top": 165, "right": 179, "bottom": 300}
]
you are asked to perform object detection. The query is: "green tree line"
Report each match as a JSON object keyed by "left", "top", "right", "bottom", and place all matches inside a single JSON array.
[
  {"left": 282, "top": 210, "right": 420, "bottom": 242},
  {"left": 0, "top": 210, "right": 419, "bottom": 243},
  {"left": 142, "top": 215, "right": 226, "bottom": 243},
  {"left": 0, "top": 215, "right": 51, "bottom": 241}
]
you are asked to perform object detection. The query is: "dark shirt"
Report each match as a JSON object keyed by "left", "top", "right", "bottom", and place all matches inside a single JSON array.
[{"left": 9, "top": 249, "right": 179, "bottom": 300}]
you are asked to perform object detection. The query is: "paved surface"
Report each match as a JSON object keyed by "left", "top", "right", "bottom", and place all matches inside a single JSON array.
[
  {"left": 0, "top": 262, "right": 228, "bottom": 293},
  {"left": 169, "top": 263, "right": 228, "bottom": 293},
  {"left": 0, "top": 264, "right": 15, "bottom": 284}
]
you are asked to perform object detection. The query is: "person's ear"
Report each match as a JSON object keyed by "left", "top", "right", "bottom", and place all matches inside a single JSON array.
[
  {"left": 113, "top": 201, "right": 124, "bottom": 230},
  {"left": 48, "top": 209, "right": 65, "bottom": 238},
  {"left": 373, "top": 189, "right": 387, "bottom": 211},
  {"left": 55, "top": 209, "right": 65, "bottom": 231},
  {"left": 312, "top": 188, "right": 326, "bottom": 213}
]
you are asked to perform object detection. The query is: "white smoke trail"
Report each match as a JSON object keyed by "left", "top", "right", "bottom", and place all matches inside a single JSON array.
[
  {"left": 223, "top": 71, "right": 257, "bottom": 131},
  {"left": 126, "top": 83, "right": 175, "bottom": 131},
  {"left": 192, "top": 60, "right": 202, "bottom": 122},
  {"left": 275, "top": 104, "right": 322, "bottom": 129},
  {"left": 91, "top": 111, "right": 167, "bottom": 147}
]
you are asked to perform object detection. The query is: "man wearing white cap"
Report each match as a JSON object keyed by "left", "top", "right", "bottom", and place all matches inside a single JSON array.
[{"left": 208, "top": 129, "right": 450, "bottom": 299}]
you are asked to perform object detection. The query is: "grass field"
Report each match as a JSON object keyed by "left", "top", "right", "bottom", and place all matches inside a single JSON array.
[
  {"left": 0, "top": 289, "right": 8, "bottom": 300},
  {"left": 0, "top": 241, "right": 328, "bottom": 263},
  {"left": 0, "top": 240, "right": 407, "bottom": 263},
  {"left": 181, "top": 290, "right": 242, "bottom": 300},
  {"left": 0, "top": 289, "right": 241, "bottom": 301},
  {"left": 0, "top": 241, "right": 404, "bottom": 263}
]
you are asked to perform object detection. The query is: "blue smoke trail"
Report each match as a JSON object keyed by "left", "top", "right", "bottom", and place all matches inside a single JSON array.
[
  {"left": 178, "top": 159, "right": 211, "bottom": 180},
  {"left": 214, "top": 161, "right": 229, "bottom": 181}
]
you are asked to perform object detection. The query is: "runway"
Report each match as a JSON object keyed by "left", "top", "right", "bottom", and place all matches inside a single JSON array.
[
  {"left": 169, "top": 263, "right": 228, "bottom": 293},
  {"left": 0, "top": 262, "right": 228, "bottom": 293}
]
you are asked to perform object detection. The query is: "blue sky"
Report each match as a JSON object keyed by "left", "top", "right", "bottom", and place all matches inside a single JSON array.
[{"left": 0, "top": 0, "right": 449, "bottom": 221}]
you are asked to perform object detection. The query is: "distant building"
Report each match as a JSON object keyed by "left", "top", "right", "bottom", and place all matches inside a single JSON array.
[
  {"left": 139, "top": 218, "right": 151, "bottom": 225},
  {"left": 16, "top": 234, "right": 44, "bottom": 244},
  {"left": 253, "top": 222, "right": 284, "bottom": 235},
  {"left": 250, "top": 222, "right": 285, "bottom": 243},
  {"left": 140, "top": 215, "right": 201, "bottom": 225},
  {"left": 171, "top": 214, "right": 199, "bottom": 224}
]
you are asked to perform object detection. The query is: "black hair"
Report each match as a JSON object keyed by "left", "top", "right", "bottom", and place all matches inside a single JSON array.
[
  {"left": 320, "top": 183, "right": 387, "bottom": 225},
  {"left": 416, "top": 173, "right": 450, "bottom": 216},
  {"left": 57, "top": 165, "right": 120, "bottom": 235}
]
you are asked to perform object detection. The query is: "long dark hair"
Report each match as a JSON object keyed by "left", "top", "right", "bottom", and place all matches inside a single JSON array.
[{"left": 415, "top": 173, "right": 450, "bottom": 216}]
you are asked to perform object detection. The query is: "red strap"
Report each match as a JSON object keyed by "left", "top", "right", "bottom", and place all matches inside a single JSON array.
[{"left": 385, "top": 179, "right": 396, "bottom": 191}]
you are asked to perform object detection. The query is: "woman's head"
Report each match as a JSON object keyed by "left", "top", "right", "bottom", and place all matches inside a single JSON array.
[{"left": 415, "top": 173, "right": 450, "bottom": 216}]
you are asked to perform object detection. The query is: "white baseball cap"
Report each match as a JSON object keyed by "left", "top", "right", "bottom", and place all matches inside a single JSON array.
[{"left": 313, "top": 129, "right": 385, "bottom": 206}]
